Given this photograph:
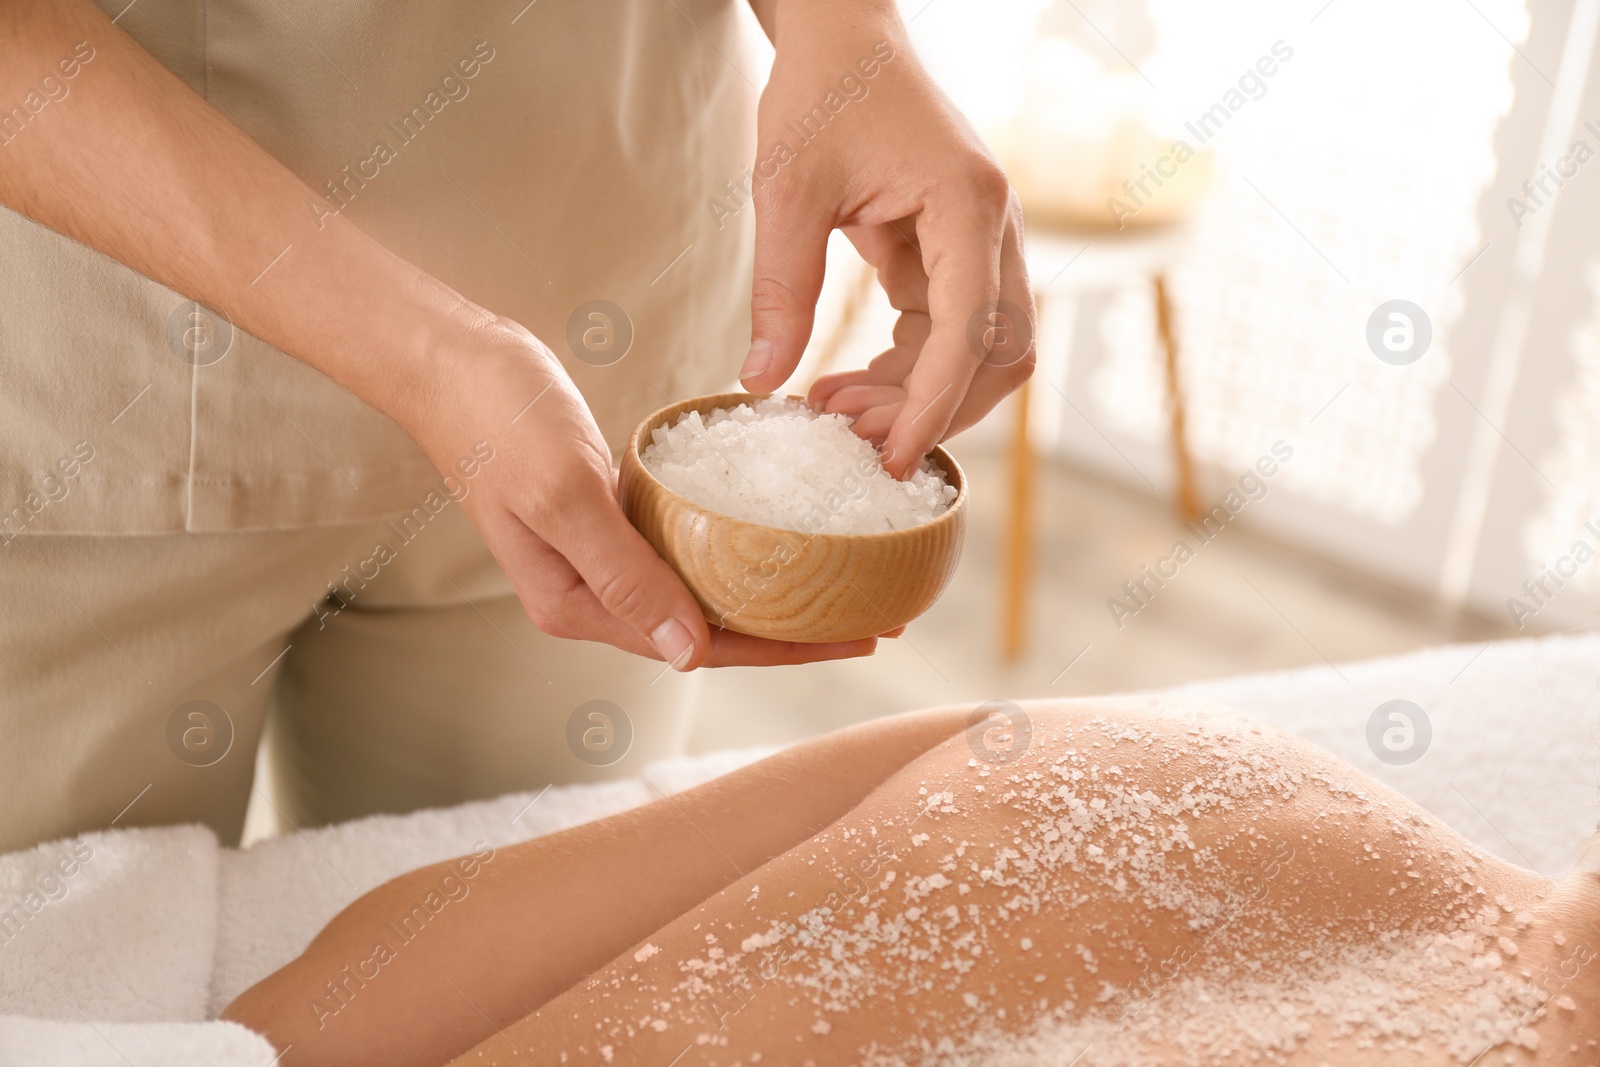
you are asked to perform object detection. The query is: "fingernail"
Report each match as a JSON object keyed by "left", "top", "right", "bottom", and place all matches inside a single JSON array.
[
  {"left": 652, "top": 618, "right": 695, "bottom": 670},
  {"left": 740, "top": 338, "right": 774, "bottom": 383}
]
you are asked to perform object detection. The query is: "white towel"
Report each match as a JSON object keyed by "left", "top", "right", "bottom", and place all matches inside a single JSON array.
[
  {"left": 0, "top": 825, "right": 216, "bottom": 1023},
  {"left": 0, "top": 1014, "right": 273, "bottom": 1067}
]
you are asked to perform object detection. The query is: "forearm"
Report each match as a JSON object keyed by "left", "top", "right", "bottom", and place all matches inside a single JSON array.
[{"left": 0, "top": 0, "right": 480, "bottom": 429}]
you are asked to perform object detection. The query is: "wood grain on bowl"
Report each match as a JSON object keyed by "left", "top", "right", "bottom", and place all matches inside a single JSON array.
[{"left": 619, "top": 393, "right": 968, "bottom": 644}]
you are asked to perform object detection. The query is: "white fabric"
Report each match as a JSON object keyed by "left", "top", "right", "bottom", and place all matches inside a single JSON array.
[
  {"left": 0, "top": 1017, "right": 271, "bottom": 1067},
  {"left": 2, "top": 634, "right": 1596, "bottom": 1065},
  {"left": 0, "top": 826, "right": 216, "bottom": 1022}
]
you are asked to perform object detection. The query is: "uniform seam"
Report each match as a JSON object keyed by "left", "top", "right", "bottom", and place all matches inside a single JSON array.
[{"left": 184, "top": 0, "right": 212, "bottom": 532}]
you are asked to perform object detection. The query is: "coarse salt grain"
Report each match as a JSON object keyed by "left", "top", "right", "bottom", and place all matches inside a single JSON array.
[{"left": 641, "top": 397, "right": 955, "bottom": 534}]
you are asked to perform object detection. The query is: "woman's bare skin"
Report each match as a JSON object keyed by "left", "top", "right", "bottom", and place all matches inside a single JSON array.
[{"left": 224, "top": 698, "right": 1600, "bottom": 1066}]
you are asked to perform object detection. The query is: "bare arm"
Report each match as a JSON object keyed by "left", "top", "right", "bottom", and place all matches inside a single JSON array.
[{"left": 0, "top": 0, "right": 880, "bottom": 669}]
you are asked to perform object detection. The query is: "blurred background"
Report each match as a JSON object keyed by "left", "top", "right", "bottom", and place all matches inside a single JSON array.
[{"left": 688, "top": 0, "right": 1600, "bottom": 751}]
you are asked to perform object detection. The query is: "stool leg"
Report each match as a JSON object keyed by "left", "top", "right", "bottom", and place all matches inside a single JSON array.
[
  {"left": 1155, "top": 274, "right": 1202, "bottom": 522},
  {"left": 1001, "top": 369, "right": 1035, "bottom": 664}
]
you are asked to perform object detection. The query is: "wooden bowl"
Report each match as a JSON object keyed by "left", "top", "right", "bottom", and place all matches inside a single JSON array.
[{"left": 619, "top": 393, "right": 967, "bottom": 643}]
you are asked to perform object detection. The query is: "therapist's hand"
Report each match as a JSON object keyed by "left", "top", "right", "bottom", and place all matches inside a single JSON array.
[
  {"left": 739, "top": 0, "right": 1036, "bottom": 478},
  {"left": 408, "top": 320, "right": 880, "bottom": 670}
]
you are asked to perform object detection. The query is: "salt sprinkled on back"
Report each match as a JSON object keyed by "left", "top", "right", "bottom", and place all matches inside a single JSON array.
[{"left": 642, "top": 397, "right": 955, "bottom": 534}]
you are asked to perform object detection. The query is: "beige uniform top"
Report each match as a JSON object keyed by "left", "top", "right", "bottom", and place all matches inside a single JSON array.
[{"left": 0, "top": 0, "right": 755, "bottom": 534}]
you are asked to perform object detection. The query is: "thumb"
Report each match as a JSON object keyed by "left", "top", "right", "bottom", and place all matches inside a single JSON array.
[
  {"left": 741, "top": 187, "right": 832, "bottom": 392},
  {"left": 551, "top": 491, "right": 712, "bottom": 670}
]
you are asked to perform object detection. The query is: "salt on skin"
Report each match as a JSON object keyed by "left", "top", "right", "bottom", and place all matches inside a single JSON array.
[
  {"left": 641, "top": 398, "right": 955, "bottom": 534},
  {"left": 643, "top": 714, "right": 1556, "bottom": 1065},
  {"left": 493, "top": 705, "right": 1585, "bottom": 1066}
]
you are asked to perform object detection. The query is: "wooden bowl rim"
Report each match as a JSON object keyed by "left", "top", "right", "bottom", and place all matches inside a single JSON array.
[{"left": 625, "top": 391, "right": 968, "bottom": 544}]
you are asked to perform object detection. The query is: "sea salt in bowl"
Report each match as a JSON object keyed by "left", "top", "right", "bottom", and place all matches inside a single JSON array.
[{"left": 619, "top": 393, "right": 967, "bottom": 643}]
